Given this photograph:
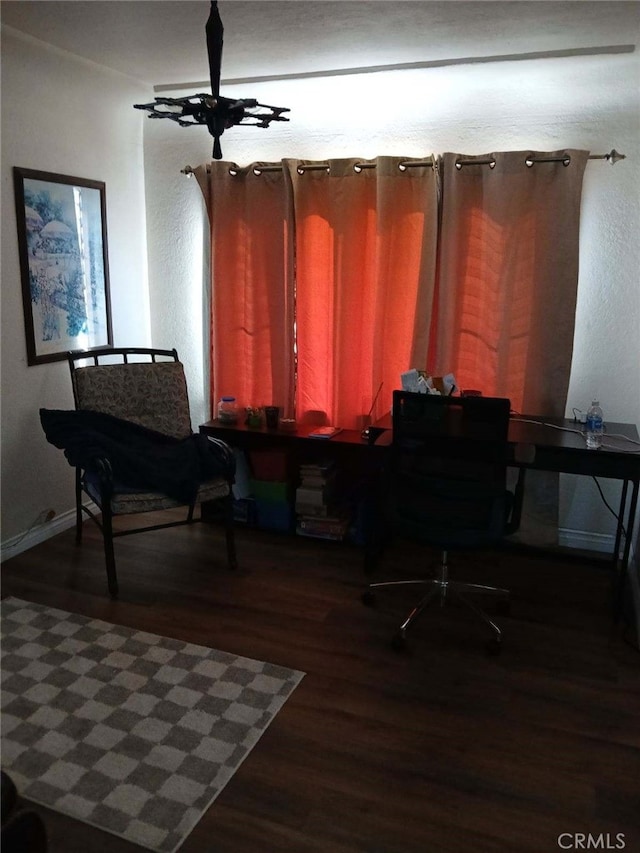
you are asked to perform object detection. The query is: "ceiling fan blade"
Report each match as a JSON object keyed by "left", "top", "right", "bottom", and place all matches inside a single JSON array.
[{"left": 206, "top": 0, "right": 223, "bottom": 98}]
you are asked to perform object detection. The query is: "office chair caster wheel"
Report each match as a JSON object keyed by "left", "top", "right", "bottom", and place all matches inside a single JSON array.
[
  {"left": 391, "top": 632, "right": 407, "bottom": 652},
  {"left": 362, "top": 590, "right": 376, "bottom": 606},
  {"left": 485, "top": 637, "right": 503, "bottom": 656}
]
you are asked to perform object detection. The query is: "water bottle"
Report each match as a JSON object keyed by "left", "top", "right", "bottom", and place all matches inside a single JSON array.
[{"left": 586, "top": 400, "right": 603, "bottom": 449}]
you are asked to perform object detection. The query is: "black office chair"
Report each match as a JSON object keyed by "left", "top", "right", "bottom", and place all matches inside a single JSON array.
[
  {"left": 363, "top": 391, "right": 521, "bottom": 654},
  {"left": 40, "top": 347, "right": 237, "bottom": 597}
]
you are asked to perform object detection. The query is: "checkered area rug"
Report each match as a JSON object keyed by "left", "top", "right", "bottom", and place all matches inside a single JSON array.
[{"left": 0, "top": 597, "right": 305, "bottom": 852}]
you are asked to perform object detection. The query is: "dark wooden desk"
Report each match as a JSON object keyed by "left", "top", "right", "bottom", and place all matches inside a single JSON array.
[
  {"left": 199, "top": 419, "right": 389, "bottom": 540},
  {"left": 199, "top": 420, "right": 388, "bottom": 482},
  {"left": 200, "top": 415, "right": 640, "bottom": 611},
  {"left": 373, "top": 411, "right": 639, "bottom": 580},
  {"left": 508, "top": 416, "right": 640, "bottom": 616},
  {"left": 507, "top": 415, "right": 639, "bottom": 480},
  {"left": 200, "top": 419, "right": 384, "bottom": 452}
]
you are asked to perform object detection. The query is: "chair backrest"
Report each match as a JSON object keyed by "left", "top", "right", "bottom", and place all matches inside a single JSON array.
[
  {"left": 390, "top": 391, "right": 512, "bottom": 545},
  {"left": 68, "top": 347, "right": 193, "bottom": 440},
  {"left": 393, "top": 390, "right": 511, "bottom": 472}
]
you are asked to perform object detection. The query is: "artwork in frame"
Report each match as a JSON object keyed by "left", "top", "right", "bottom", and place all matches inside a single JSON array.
[{"left": 13, "top": 167, "right": 113, "bottom": 366}]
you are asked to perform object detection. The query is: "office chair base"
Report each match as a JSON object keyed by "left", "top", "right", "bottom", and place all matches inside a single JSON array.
[{"left": 363, "top": 576, "right": 508, "bottom": 654}]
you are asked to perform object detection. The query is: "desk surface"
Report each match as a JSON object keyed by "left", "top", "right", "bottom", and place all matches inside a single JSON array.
[
  {"left": 201, "top": 414, "right": 640, "bottom": 478},
  {"left": 371, "top": 412, "right": 640, "bottom": 478},
  {"left": 201, "top": 419, "right": 371, "bottom": 448},
  {"left": 508, "top": 415, "right": 639, "bottom": 453}
]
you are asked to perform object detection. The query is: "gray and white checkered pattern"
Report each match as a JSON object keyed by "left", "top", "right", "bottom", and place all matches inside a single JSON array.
[{"left": 1, "top": 598, "right": 304, "bottom": 852}]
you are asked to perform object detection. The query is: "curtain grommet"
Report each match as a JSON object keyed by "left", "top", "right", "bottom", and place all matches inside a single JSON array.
[
  {"left": 455, "top": 158, "right": 496, "bottom": 170},
  {"left": 526, "top": 154, "right": 571, "bottom": 168},
  {"left": 297, "top": 165, "right": 331, "bottom": 175}
]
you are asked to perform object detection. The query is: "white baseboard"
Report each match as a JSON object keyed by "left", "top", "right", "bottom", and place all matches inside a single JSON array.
[
  {"left": 559, "top": 527, "right": 637, "bottom": 563},
  {"left": 1, "top": 508, "right": 78, "bottom": 562},
  {"left": 557, "top": 527, "right": 617, "bottom": 554}
]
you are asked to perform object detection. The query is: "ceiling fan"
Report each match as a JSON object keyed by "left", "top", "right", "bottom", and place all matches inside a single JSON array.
[{"left": 134, "top": 1, "right": 290, "bottom": 159}]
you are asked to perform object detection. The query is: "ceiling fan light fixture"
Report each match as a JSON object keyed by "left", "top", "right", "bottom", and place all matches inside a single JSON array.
[{"left": 134, "top": 1, "right": 289, "bottom": 159}]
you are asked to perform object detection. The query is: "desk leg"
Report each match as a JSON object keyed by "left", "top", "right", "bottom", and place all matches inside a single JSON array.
[
  {"left": 614, "top": 478, "right": 639, "bottom": 622},
  {"left": 507, "top": 467, "right": 527, "bottom": 535},
  {"left": 613, "top": 480, "right": 629, "bottom": 571}
]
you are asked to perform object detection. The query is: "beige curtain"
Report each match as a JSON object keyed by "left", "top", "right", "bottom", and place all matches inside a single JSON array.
[
  {"left": 432, "top": 149, "right": 589, "bottom": 544},
  {"left": 432, "top": 149, "right": 589, "bottom": 416},
  {"left": 195, "top": 151, "right": 590, "bottom": 543},
  {"left": 195, "top": 161, "right": 295, "bottom": 417},
  {"left": 283, "top": 157, "right": 439, "bottom": 428}
]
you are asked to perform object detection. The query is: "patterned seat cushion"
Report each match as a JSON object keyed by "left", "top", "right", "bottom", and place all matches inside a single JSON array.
[
  {"left": 73, "top": 362, "right": 192, "bottom": 439},
  {"left": 83, "top": 474, "right": 230, "bottom": 515}
]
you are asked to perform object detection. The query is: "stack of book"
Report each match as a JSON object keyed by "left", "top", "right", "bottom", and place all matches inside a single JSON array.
[
  {"left": 296, "top": 511, "right": 351, "bottom": 541},
  {"left": 295, "top": 460, "right": 350, "bottom": 540}
]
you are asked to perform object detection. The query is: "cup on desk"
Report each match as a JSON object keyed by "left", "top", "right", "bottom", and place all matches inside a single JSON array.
[
  {"left": 356, "top": 414, "right": 372, "bottom": 431},
  {"left": 264, "top": 406, "right": 280, "bottom": 429}
]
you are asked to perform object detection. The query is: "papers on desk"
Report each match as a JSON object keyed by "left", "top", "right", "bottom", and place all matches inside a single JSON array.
[{"left": 401, "top": 369, "right": 457, "bottom": 395}]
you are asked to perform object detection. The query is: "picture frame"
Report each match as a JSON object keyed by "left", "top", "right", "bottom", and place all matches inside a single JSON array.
[{"left": 13, "top": 167, "right": 113, "bottom": 366}]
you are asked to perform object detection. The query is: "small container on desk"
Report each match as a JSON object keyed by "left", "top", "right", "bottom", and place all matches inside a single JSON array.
[
  {"left": 245, "top": 407, "right": 263, "bottom": 429},
  {"left": 263, "top": 406, "right": 279, "bottom": 429},
  {"left": 217, "top": 396, "right": 238, "bottom": 424}
]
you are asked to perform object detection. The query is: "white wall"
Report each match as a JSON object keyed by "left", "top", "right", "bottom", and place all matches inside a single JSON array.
[
  {"left": 1, "top": 28, "right": 151, "bottom": 547},
  {"left": 144, "top": 48, "right": 640, "bottom": 548}
]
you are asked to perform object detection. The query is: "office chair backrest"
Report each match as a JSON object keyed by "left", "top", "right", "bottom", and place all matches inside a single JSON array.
[
  {"left": 392, "top": 391, "right": 511, "bottom": 478},
  {"left": 69, "top": 347, "right": 193, "bottom": 440},
  {"left": 390, "top": 391, "right": 513, "bottom": 545}
]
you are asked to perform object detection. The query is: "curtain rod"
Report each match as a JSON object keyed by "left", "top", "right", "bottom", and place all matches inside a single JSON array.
[
  {"left": 181, "top": 158, "right": 435, "bottom": 176},
  {"left": 181, "top": 149, "right": 625, "bottom": 176}
]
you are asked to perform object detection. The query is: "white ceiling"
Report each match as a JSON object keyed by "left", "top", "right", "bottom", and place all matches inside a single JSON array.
[{"left": 1, "top": 1, "right": 638, "bottom": 91}]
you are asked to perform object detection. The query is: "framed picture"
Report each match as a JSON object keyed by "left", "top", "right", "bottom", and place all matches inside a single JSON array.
[{"left": 13, "top": 167, "right": 113, "bottom": 366}]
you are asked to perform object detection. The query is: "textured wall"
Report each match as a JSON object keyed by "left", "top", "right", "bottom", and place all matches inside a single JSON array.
[
  {"left": 1, "top": 28, "right": 151, "bottom": 544},
  {"left": 144, "top": 49, "right": 639, "bottom": 546}
]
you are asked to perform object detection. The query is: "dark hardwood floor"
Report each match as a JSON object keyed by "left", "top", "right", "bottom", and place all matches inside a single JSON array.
[{"left": 2, "top": 512, "right": 639, "bottom": 853}]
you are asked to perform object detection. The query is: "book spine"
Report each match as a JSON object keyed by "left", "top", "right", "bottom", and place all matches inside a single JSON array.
[
  {"left": 296, "top": 527, "right": 347, "bottom": 541},
  {"left": 299, "top": 464, "right": 336, "bottom": 476},
  {"left": 298, "top": 518, "right": 349, "bottom": 536},
  {"left": 294, "top": 503, "right": 334, "bottom": 517},
  {"left": 299, "top": 473, "right": 336, "bottom": 487},
  {"left": 295, "top": 486, "right": 334, "bottom": 505}
]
